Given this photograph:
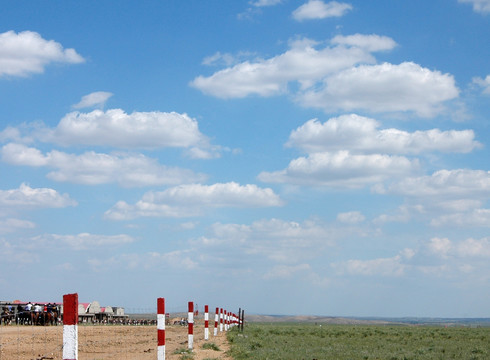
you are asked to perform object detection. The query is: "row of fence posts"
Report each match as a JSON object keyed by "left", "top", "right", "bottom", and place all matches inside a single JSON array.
[{"left": 62, "top": 293, "right": 244, "bottom": 360}]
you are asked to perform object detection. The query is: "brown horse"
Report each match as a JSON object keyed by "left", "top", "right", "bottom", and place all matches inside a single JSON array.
[{"left": 1, "top": 307, "right": 13, "bottom": 325}]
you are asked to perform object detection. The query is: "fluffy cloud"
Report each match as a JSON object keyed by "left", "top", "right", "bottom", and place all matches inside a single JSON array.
[
  {"left": 431, "top": 208, "right": 490, "bottom": 227},
  {"left": 0, "top": 183, "right": 76, "bottom": 212},
  {"left": 50, "top": 233, "right": 135, "bottom": 250},
  {"left": 1, "top": 143, "right": 206, "bottom": 187},
  {"left": 0, "top": 218, "right": 36, "bottom": 233},
  {"left": 459, "top": 0, "right": 490, "bottom": 13},
  {"left": 259, "top": 151, "right": 419, "bottom": 188},
  {"left": 292, "top": 1, "right": 353, "bottom": 21},
  {"left": 374, "top": 169, "right": 490, "bottom": 226},
  {"left": 473, "top": 75, "right": 490, "bottom": 94},
  {"left": 0, "top": 30, "right": 84, "bottom": 77},
  {"left": 337, "top": 211, "right": 365, "bottom": 224},
  {"left": 192, "top": 34, "right": 458, "bottom": 117},
  {"left": 200, "top": 218, "right": 336, "bottom": 264},
  {"left": 287, "top": 114, "right": 480, "bottom": 154},
  {"left": 191, "top": 36, "right": 377, "bottom": 98},
  {"left": 331, "top": 34, "right": 397, "bottom": 52},
  {"left": 332, "top": 254, "right": 407, "bottom": 277},
  {"left": 72, "top": 91, "right": 114, "bottom": 109},
  {"left": 105, "top": 182, "right": 284, "bottom": 220},
  {"left": 299, "top": 62, "right": 459, "bottom": 117},
  {"left": 250, "top": 0, "right": 282, "bottom": 7},
  {"left": 427, "top": 237, "right": 490, "bottom": 258},
  {"left": 377, "top": 169, "right": 490, "bottom": 199},
  {"left": 44, "top": 109, "right": 210, "bottom": 151}
]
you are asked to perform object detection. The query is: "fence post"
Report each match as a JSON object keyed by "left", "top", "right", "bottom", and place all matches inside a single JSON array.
[
  {"left": 241, "top": 309, "right": 245, "bottom": 331},
  {"left": 214, "top": 307, "right": 219, "bottom": 336},
  {"left": 219, "top": 308, "right": 223, "bottom": 332},
  {"left": 188, "top": 302, "right": 194, "bottom": 350},
  {"left": 204, "top": 305, "right": 209, "bottom": 340},
  {"left": 157, "top": 298, "right": 165, "bottom": 360},
  {"left": 62, "top": 293, "right": 78, "bottom": 360}
]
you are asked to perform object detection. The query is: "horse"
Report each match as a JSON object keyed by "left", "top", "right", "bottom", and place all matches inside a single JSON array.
[
  {"left": 44, "top": 308, "right": 59, "bottom": 325},
  {"left": 16, "top": 310, "right": 34, "bottom": 325},
  {"left": 1, "top": 307, "right": 13, "bottom": 325}
]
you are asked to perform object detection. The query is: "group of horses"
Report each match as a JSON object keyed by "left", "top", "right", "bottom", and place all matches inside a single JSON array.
[{"left": 1, "top": 304, "right": 60, "bottom": 326}]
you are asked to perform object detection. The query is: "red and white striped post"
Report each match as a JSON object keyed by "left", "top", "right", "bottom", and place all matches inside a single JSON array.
[
  {"left": 214, "top": 307, "right": 219, "bottom": 336},
  {"left": 219, "top": 308, "right": 223, "bottom": 332},
  {"left": 157, "top": 298, "right": 165, "bottom": 360},
  {"left": 62, "top": 293, "right": 78, "bottom": 360},
  {"left": 188, "top": 302, "right": 194, "bottom": 350},
  {"left": 204, "top": 305, "right": 209, "bottom": 340}
]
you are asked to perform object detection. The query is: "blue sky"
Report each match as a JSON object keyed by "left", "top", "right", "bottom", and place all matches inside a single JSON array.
[{"left": 1, "top": 0, "right": 489, "bottom": 317}]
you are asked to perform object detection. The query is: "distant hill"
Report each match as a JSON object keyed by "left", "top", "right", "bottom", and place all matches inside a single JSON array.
[{"left": 244, "top": 314, "right": 490, "bottom": 326}]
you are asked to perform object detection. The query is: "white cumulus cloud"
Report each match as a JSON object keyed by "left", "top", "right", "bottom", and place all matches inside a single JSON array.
[
  {"left": 1, "top": 143, "right": 207, "bottom": 187},
  {"left": 337, "top": 211, "right": 365, "bottom": 224},
  {"left": 377, "top": 169, "right": 490, "bottom": 199},
  {"left": 250, "top": 0, "right": 282, "bottom": 7},
  {"left": 287, "top": 114, "right": 480, "bottom": 154},
  {"left": 50, "top": 233, "right": 135, "bottom": 250},
  {"left": 0, "top": 183, "right": 77, "bottom": 212},
  {"left": 105, "top": 182, "right": 284, "bottom": 220},
  {"left": 0, "top": 30, "right": 84, "bottom": 77},
  {"left": 191, "top": 36, "right": 376, "bottom": 98},
  {"left": 333, "top": 255, "right": 407, "bottom": 277},
  {"left": 331, "top": 34, "right": 397, "bottom": 52},
  {"left": 292, "top": 1, "right": 353, "bottom": 21},
  {"left": 299, "top": 62, "right": 459, "bottom": 117},
  {"left": 44, "top": 109, "right": 210, "bottom": 150},
  {"left": 72, "top": 91, "right": 114, "bottom": 109},
  {"left": 473, "top": 75, "right": 490, "bottom": 94},
  {"left": 459, "top": 0, "right": 490, "bottom": 13},
  {"left": 259, "top": 151, "right": 419, "bottom": 188}
]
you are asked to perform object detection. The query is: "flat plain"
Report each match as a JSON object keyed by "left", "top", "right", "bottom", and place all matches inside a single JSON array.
[{"left": 226, "top": 322, "right": 490, "bottom": 360}]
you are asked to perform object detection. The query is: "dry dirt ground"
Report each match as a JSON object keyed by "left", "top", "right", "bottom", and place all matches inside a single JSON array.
[{"left": 0, "top": 322, "right": 233, "bottom": 360}]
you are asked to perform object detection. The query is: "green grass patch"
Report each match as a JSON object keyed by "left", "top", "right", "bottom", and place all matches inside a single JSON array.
[
  {"left": 227, "top": 323, "right": 490, "bottom": 360},
  {"left": 202, "top": 342, "right": 221, "bottom": 351},
  {"left": 173, "top": 347, "right": 193, "bottom": 355}
]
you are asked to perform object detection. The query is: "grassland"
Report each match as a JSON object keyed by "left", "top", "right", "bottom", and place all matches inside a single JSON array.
[{"left": 226, "top": 323, "right": 489, "bottom": 359}]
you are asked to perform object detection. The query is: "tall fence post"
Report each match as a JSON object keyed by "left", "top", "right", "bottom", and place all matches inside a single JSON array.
[
  {"left": 157, "top": 298, "right": 165, "bottom": 360},
  {"left": 241, "top": 309, "right": 245, "bottom": 331},
  {"left": 219, "top": 308, "right": 223, "bottom": 332},
  {"left": 188, "top": 302, "right": 194, "bottom": 350},
  {"left": 204, "top": 305, "right": 209, "bottom": 340},
  {"left": 62, "top": 293, "right": 78, "bottom": 360},
  {"left": 214, "top": 307, "right": 219, "bottom": 336}
]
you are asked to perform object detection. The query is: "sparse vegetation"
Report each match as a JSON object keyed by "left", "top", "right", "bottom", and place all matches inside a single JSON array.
[
  {"left": 173, "top": 347, "right": 193, "bottom": 355},
  {"left": 202, "top": 342, "right": 221, "bottom": 351},
  {"left": 227, "top": 323, "right": 490, "bottom": 359}
]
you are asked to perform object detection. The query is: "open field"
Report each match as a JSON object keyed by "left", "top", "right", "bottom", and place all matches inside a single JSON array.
[
  {"left": 0, "top": 323, "right": 232, "bottom": 360},
  {"left": 227, "top": 323, "right": 490, "bottom": 360}
]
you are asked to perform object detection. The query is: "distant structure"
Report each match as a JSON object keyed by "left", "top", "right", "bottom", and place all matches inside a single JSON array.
[{"left": 71, "top": 301, "right": 128, "bottom": 323}]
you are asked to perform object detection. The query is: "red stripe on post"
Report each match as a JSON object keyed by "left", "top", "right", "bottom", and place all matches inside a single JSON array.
[
  {"left": 157, "top": 298, "right": 165, "bottom": 346},
  {"left": 188, "top": 301, "right": 194, "bottom": 349},
  {"left": 63, "top": 293, "right": 78, "bottom": 325}
]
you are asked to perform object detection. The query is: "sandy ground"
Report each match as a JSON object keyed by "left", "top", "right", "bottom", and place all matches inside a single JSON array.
[{"left": 0, "top": 323, "right": 233, "bottom": 360}]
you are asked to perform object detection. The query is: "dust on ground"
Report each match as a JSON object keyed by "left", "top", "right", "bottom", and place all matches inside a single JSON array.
[{"left": 0, "top": 322, "right": 233, "bottom": 360}]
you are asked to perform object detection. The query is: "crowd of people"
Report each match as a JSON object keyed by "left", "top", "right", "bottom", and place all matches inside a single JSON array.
[{"left": 1, "top": 302, "right": 60, "bottom": 325}]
